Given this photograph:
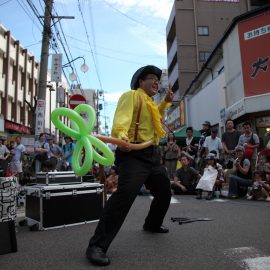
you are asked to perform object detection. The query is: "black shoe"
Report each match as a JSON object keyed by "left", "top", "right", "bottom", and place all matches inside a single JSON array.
[
  {"left": 196, "top": 194, "right": 202, "bottom": 200},
  {"left": 86, "top": 246, "right": 110, "bottom": 266},
  {"left": 143, "top": 225, "right": 169, "bottom": 233}
]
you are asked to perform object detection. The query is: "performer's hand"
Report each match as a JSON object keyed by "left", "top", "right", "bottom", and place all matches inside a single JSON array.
[
  {"left": 164, "top": 87, "right": 174, "bottom": 103},
  {"left": 119, "top": 136, "right": 131, "bottom": 152}
]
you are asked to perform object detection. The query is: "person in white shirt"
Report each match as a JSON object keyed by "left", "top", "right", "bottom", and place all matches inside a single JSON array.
[
  {"left": 0, "top": 139, "right": 10, "bottom": 176},
  {"left": 10, "top": 136, "right": 25, "bottom": 180},
  {"left": 203, "top": 128, "right": 223, "bottom": 159}
]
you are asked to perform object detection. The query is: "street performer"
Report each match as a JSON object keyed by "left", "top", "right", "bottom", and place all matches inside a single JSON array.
[{"left": 86, "top": 65, "right": 174, "bottom": 266}]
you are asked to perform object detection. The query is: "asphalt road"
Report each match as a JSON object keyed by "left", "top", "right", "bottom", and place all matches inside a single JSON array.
[{"left": 1, "top": 195, "right": 270, "bottom": 270}]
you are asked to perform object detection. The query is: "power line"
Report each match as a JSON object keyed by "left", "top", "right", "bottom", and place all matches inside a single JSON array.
[
  {"left": 0, "top": 0, "right": 12, "bottom": 7},
  {"left": 16, "top": 0, "right": 43, "bottom": 32},
  {"left": 68, "top": 43, "right": 148, "bottom": 65},
  {"left": 102, "top": 0, "right": 164, "bottom": 35},
  {"left": 66, "top": 34, "right": 163, "bottom": 59},
  {"left": 77, "top": 0, "right": 103, "bottom": 90}
]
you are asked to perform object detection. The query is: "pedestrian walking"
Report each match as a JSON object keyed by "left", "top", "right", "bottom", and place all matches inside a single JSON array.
[{"left": 86, "top": 65, "right": 173, "bottom": 266}]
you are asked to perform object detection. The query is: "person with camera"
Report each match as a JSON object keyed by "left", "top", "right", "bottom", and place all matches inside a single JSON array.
[
  {"left": 163, "top": 132, "right": 179, "bottom": 180},
  {"left": 246, "top": 171, "right": 270, "bottom": 201},
  {"left": 228, "top": 145, "right": 253, "bottom": 199}
]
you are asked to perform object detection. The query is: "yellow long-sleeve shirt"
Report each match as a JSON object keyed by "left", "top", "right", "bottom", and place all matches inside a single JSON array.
[{"left": 111, "top": 88, "right": 171, "bottom": 145}]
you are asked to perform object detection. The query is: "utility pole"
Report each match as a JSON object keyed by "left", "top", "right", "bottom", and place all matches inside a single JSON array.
[
  {"left": 38, "top": 0, "right": 53, "bottom": 102},
  {"left": 35, "top": 0, "right": 74, "bottom": 136}
]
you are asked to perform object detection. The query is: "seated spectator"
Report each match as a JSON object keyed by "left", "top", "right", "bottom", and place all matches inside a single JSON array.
[
  {"left": 171, "top": 155, "right": 199, "bottom": 195},
  {"left": 246, "top": 171, "right": 270, "bottom": 201},
  {"left": 228, "top": 145, "right": 253, "bottom": 199},
  {"left": 105, "top": 166, "right": 118, "bottom": 194},
  {"left": 42, "top": 137, "right": 62, "bottom": 172},
  {"left": 209, "top": 150, "right": 224, "bottom": 193},
  {"left": 196, "top": 153, "right": 224, "bottom": 200},
  {"left": 255, "top": 153, "right": 270, "bottom": 177}
]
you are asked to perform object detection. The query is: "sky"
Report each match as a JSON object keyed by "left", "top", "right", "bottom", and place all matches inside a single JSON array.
[{"left": 0, "top": 0, "right": 174, "bottom": 133}]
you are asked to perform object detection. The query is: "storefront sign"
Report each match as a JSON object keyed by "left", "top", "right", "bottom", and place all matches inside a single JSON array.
[
  {"left": 5, "top": 120, "right": 31, "bottom": 134},
  {"left": 166, "top": 107, "right": 180, "bottom": 125},
  {"left": 180, "top": 100, "right": 185, "bottom": 127},
  {"left": 225, "top": 99, "right": 245, "bottom": 120},
  {"left": 220, "top": 108, "right": 226, "bottom": 122},
  {"left": 256, "top": 117, "right": 270, "bottom": 128},
  {"left": 238, "top": 12, "right": 270, "bottom": 97}
]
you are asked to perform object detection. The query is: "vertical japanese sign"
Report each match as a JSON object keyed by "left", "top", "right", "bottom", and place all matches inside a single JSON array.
[
  {"left": 238, "top": 12, "right": 270, "bottom": 97},
  {"left": 35, "top": 100, "right": 46, "bottom": 136},
  {"left": 51, "top": 54, "right": 62, "bottom": 82}
]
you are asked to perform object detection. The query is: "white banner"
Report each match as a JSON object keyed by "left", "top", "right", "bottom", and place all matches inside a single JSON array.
[
  {"left": 51, "top": 54, "right": 62, "bottom": 82},
  {"left": 35, "top": 100, "right": 46, "bottom": 136}
]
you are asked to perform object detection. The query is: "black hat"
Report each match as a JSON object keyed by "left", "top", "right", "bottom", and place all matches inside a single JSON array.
[
  {"left": 130, "top": 65, "right": 162, "bottom": 90},
  {"left": 205, "top": 153, "right": 216, "bottom": 160},
  {"left": 202, "top": 121, "right": 211, "bottom": 126},
  {"left": 211, "top": 127, "right": 218, "bottom": 133},
  {"left": 235, "top": 145, "right": 244, "bottom": 152}
]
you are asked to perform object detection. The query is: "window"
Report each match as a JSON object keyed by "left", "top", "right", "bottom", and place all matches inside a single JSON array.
[
  {"left": 199, "top": 51, "right": 211, "bottom": 62},
  {"left": 198, "top": 26, "right": 209, "bottom": 36}
]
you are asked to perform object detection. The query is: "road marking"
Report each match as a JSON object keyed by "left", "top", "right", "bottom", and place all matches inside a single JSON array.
[
  {"left": 149, "top": 195, "right": 180, "bottom": 204},
  {"left": 212, "top": 198, "right": 229, "bottom": 202},
  {"left": 224, "top": 247, "right": 270, "bottom": 270}
]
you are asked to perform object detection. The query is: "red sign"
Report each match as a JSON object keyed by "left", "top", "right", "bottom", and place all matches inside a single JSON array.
[
  {"left": 5, "top": 120, "right": 31, "bottom": 134},
  {"left": 69, "top": 94, "right": 86, "bottom": 109},
  {"left": 238, "top": 12, "right": 270, "bottom": 97}
]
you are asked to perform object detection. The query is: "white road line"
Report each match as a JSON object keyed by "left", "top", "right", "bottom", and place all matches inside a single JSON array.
[
  {"left": 224, "top": 247, "right": 270, "bottom": 270},
  {"left": 149, "top": 195, "right": 180, "bottom": 204}
]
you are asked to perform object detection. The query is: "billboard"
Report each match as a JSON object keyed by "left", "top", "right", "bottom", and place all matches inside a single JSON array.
[{"left": 238, "top": 12, "right": 270, "bottom": 97}]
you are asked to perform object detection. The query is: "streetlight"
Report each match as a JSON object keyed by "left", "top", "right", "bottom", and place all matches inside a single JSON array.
[{"left": 62, "top": 56, "right": 89, "bottom": 82}]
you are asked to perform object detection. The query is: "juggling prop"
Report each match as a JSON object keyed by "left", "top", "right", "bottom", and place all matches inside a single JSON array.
[{"left": 51, "top": 104, "right": 153, "bottom": 176}]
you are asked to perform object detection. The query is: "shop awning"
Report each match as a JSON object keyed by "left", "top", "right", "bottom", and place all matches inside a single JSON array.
[{"left": 160, "top": 126, "right": 201, "bottom": 145}]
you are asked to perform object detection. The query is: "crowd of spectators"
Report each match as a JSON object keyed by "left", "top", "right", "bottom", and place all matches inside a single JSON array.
[
  {"left": 162, "top": 119, "right": 270, "bottom": 202},
  {"left": 2, "top": 119, "right": 269, "bottom": 203}
]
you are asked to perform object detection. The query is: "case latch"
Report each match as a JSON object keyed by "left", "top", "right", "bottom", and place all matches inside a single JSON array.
[
  {"left": 96, "top": 188, "right": 102, "bottom": 194},
  {"left": 45, "top": 192, "right": 51, "bottom": 200}
]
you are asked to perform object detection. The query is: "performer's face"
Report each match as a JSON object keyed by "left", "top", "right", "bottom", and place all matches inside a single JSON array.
[{"left": 139, "top": 74, "right": 160, "bottom": 97}]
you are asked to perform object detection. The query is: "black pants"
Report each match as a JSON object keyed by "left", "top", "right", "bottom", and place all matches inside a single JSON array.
[
  {"left": 89, "top": 146, "right": 172, "bottom": 252},
  {"left": 171, "top": 183, "right": 196, "bottom": 195}
]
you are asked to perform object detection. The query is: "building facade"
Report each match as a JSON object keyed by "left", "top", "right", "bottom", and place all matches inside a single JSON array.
[
  {"left": 185, "top": 5, "right": 270, "bottom": 145},
  {"left": 0, "top": 25, "right": 39, "bottom": 138},
  {"left": 166, "top": 0, "right": 270, "bottom": 121}
]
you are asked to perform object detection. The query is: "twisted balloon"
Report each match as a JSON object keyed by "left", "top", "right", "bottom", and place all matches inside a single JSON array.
[{"left": 51, "top": 104, "right": 115, "bottom": 176}]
